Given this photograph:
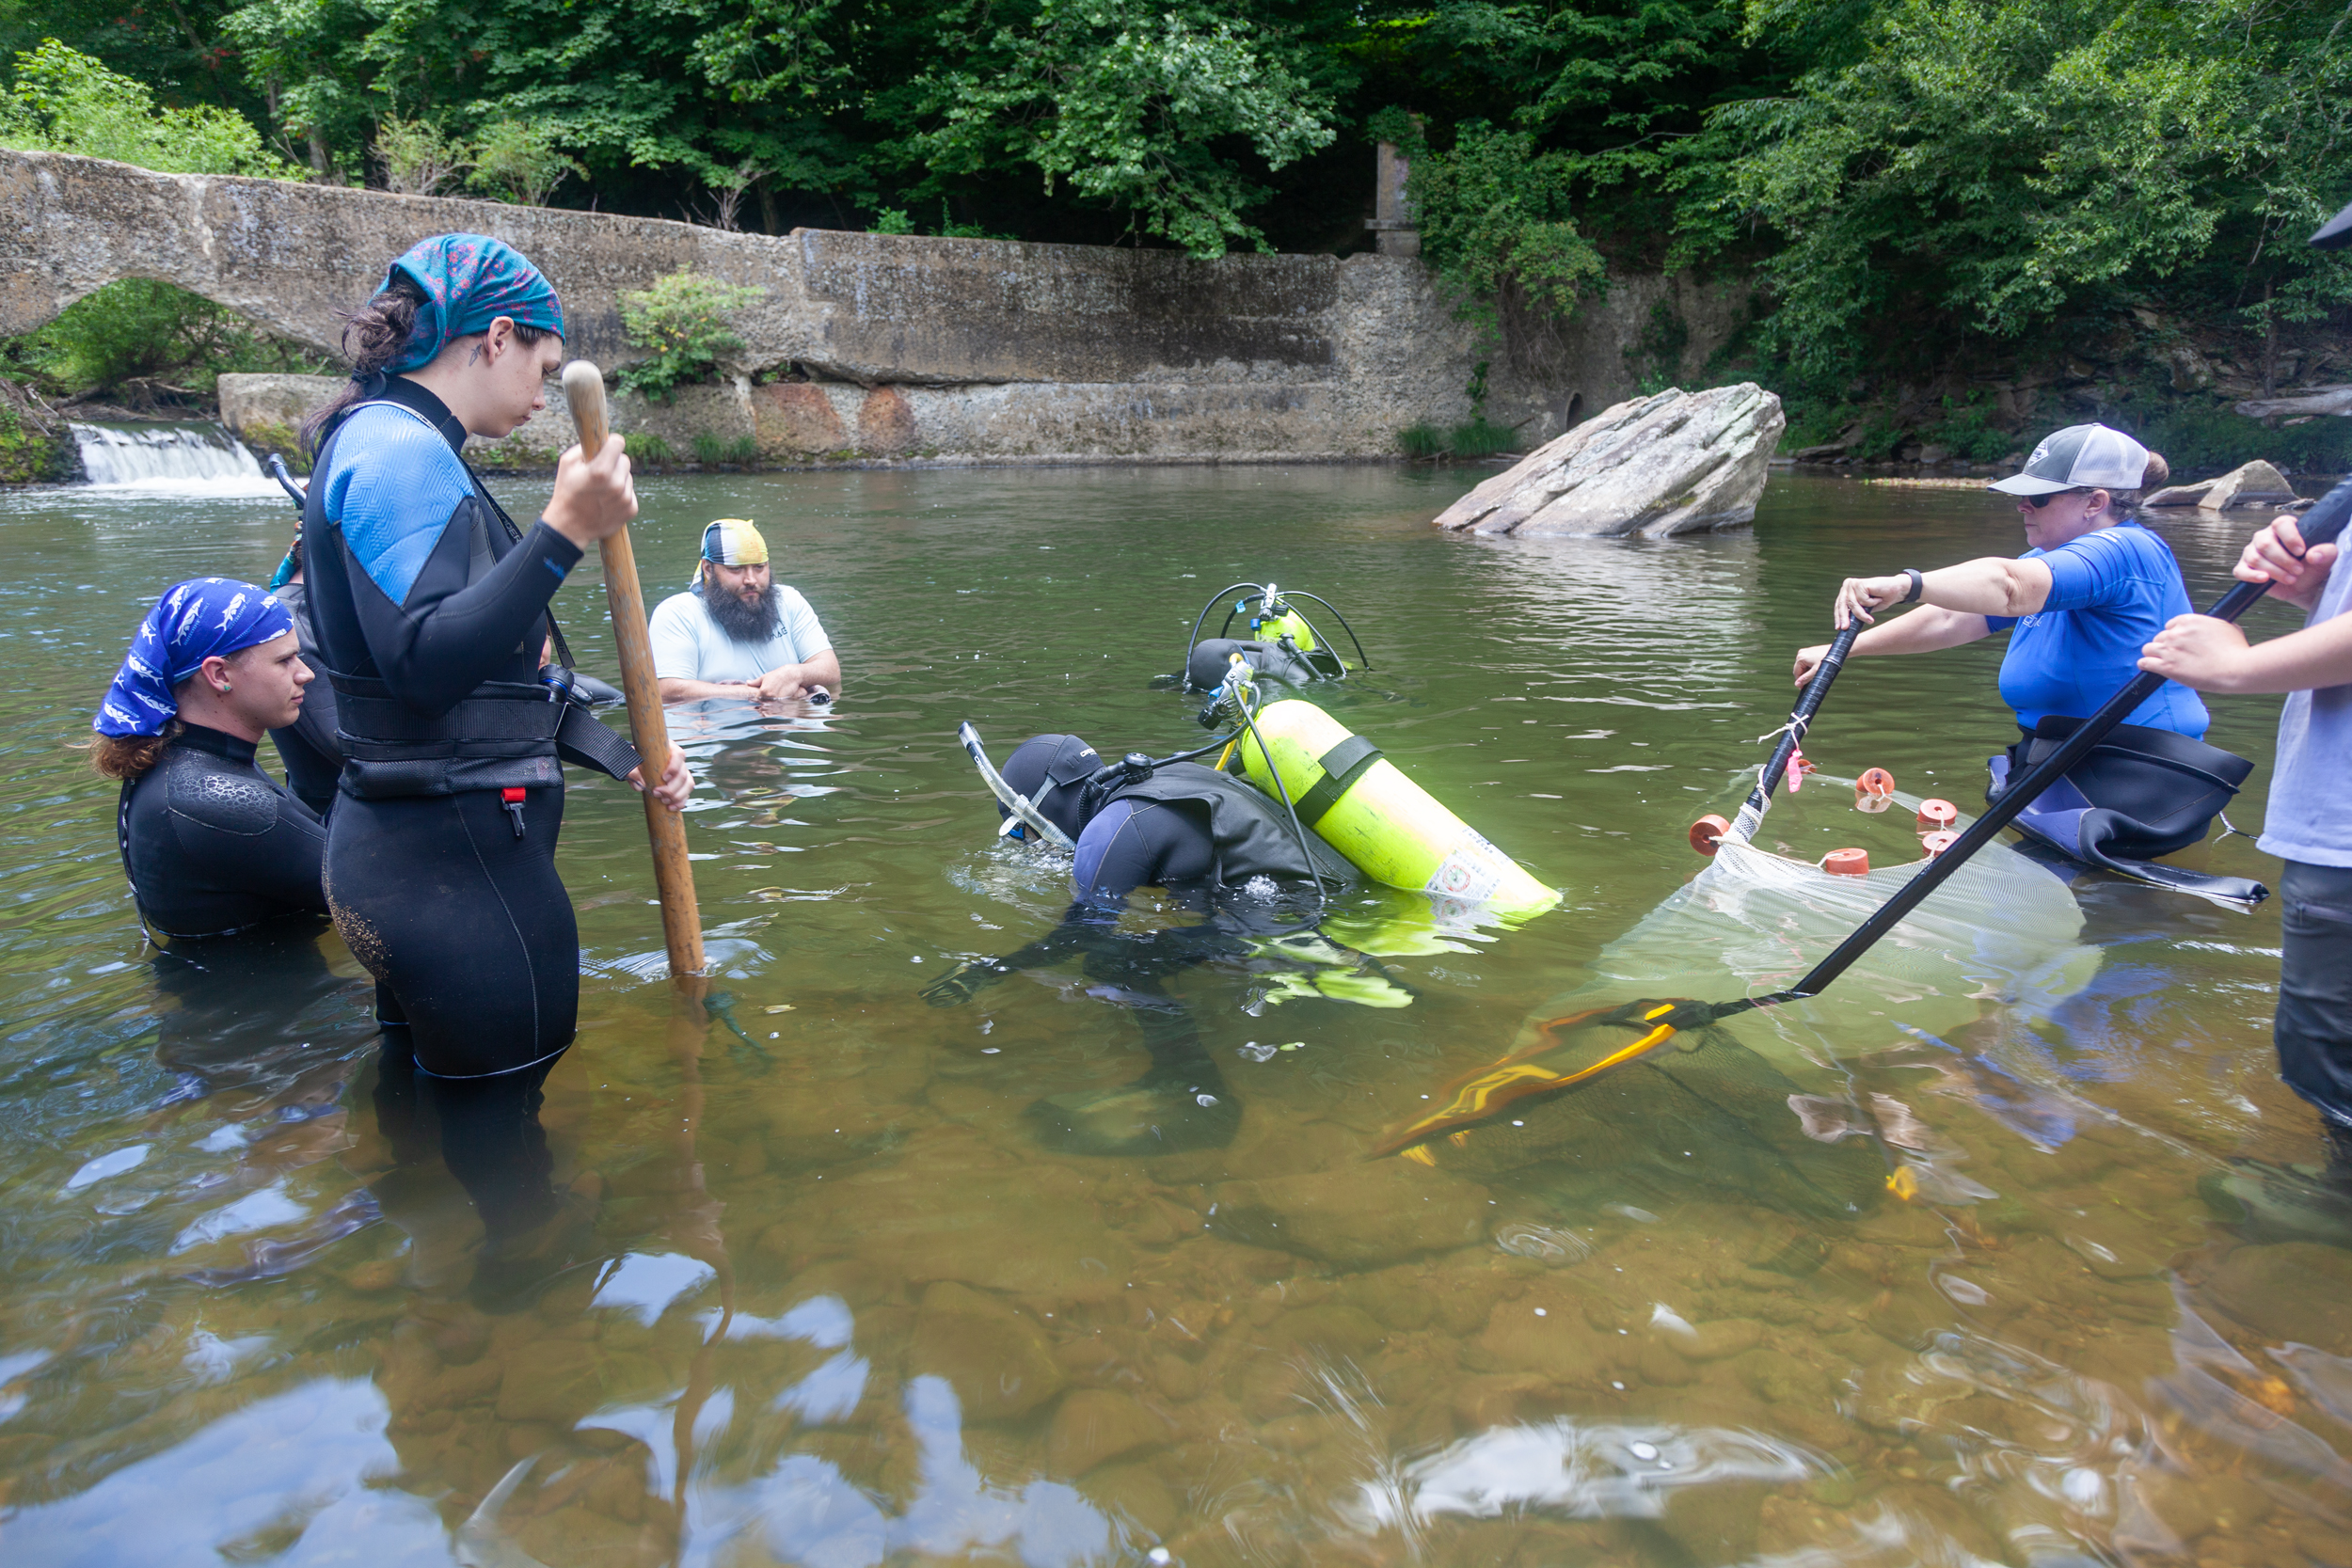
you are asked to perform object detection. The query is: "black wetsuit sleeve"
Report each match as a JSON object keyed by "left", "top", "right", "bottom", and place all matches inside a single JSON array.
[
  {"left": 352, "top": 507, "right": 581, "bottom": 714},
  {"left": 172, "top": 793, "right": 328, "bottom": 915}
]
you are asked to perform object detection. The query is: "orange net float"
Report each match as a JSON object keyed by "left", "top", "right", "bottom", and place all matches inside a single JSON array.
[
  {"left": 1854, "top": 768, "right": 1896, "bottom": 813},
  {"left": 1822, "top": 847, "right": 1870, "bottom": 877},
  {"left": 1688, "top": 815, "right": 1731, "bottom": 857},
  {"left": 1920, "top": 830, "right": 1960, "bottom": 859},
  {"left": 1917, "top": 798, "right": 1959, "bottom": 830}
]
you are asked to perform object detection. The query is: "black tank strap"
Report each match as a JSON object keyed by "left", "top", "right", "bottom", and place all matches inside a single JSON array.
[
  {"left": 555, "top": 705, "right": 643, "bottom": 782},
  {"left": 1298, "top": 735, "right": 1383, "bottom": 824}
]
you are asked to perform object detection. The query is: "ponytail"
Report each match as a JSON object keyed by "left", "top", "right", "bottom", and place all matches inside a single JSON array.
[
  {"left": 301, "top": 277, "right": 428, "bottom": 457},
  {"left": 2105, "top": 450, "right": 2170, "bottom": 522},
  {"left": 85, "top": 721, "right": 182, "bottom": 781}
]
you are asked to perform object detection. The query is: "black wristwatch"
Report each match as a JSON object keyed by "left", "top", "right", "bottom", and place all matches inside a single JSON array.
[{"left": 1899, "top": 568, "right": 1925, "bottom": 604}]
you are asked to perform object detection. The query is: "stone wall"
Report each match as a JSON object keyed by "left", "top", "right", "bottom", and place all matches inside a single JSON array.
[{"left": 10, "top": 147, "right": 1746, "bottom": 466}]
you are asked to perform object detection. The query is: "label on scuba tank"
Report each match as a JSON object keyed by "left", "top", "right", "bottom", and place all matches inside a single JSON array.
[{"left": 1423, "top": 828, "right": 1511, "bottom": 904}]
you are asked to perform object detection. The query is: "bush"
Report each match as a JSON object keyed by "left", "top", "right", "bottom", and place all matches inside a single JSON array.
[
  {"left": 1921, "top": 393, "right": 2015, "bottom": 462},
  {"left": 468, "top": 119, "right": 583, "bottom": 207},
  {"left": 1397, "top": 418, "right": 1519, "bottom": 460},
  {"left": 615, "top": 273, "right": 766, "bottom": 399},
  {"left": 1398, "top": 422, "right": 1447, "bottom": 459},
  {"left": 377, "top": 118, "right": 469, "bottom": 196},
  {"left": 691, "top": 431, "right": 758, "bottom": 465},
  {"left": 2132, "top": 403, "right": 2352, "bottom": 478},
  {"left": 0, "top": 40, "right": 295, "bottom": 177},
  {"left": 2, "top": 278, "right": 328, "bottom": 401},
  {"left": 624, "top": 432, "right": 675, "bottom": 465},
  {"left": 1447, "top": 419, "right": 1518, "bottom": 459}
]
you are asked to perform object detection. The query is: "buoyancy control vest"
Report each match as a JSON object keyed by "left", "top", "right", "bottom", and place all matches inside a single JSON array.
[
  {"left": 302, "top": 380, "right": 639, "bottom": 799},
  {"left": 1099, "top": 762, "right": 1354, "bottom": 888}
]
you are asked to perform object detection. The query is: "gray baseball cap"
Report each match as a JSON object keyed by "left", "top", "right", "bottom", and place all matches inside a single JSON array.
[{"left": 1988, "top": 423, "right": 2151, "bottom": 497}]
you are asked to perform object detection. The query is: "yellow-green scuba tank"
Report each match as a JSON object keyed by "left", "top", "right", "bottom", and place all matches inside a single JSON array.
[{"left": 1237, "top": 700, "right": 1559, "bottom": 921}]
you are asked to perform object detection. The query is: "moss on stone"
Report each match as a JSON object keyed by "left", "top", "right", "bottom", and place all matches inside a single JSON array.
[
  {"left": 238, "top": 419, "right": 309, "bottom": 473},
  {"left": 0, "top": 381, "right": 72, "bottom": 483}
]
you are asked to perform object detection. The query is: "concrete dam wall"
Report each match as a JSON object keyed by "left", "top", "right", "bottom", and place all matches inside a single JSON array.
[{"left": 4, "top": 148, "right": 1746, "bottom": 466}]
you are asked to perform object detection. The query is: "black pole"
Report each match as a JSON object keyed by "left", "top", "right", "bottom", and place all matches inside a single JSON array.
[
  {"left": 1764, "top": 478, "right": 2352, "bottom": 1007},
  {"left": 1727, "top": 615, "right": 1865, "bottom": 843}
]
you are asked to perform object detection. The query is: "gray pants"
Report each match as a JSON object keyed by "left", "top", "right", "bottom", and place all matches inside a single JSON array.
[{"left": 2279, "top": 861, "right": 2352, "bottom": 1127}]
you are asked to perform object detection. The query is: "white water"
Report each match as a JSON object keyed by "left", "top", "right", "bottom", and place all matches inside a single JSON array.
[{"left": 70, "top": 423, "right": 284, "bottom": 497}]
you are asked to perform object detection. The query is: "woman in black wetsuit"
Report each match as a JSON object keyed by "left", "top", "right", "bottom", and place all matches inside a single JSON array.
[
  {"left": 92, "top": 576, "right": 328, "bottom": 938},
  {"left": 299, "top": 233, "right": 690, "bottom": 1083}
]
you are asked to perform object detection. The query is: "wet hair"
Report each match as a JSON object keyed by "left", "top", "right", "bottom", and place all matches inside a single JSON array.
[
  {"left": 86, "top": 721, "right": 183, "bottom": 781},
  {"left": 2098, "top": 451, "right": 2170, "bottom": 522},
  {"left": 300, "top": 275, "right": 557, "bottom": 455}
]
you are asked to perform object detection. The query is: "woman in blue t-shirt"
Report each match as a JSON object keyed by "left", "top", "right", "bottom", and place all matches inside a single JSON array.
[{"left": 1793, "top": 422, "right": 2208, "bottom": 738}]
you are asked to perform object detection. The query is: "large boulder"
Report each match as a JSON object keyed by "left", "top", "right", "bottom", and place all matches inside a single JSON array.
[
  {"left": 1432, "top": 383, "right": 1784, "bottom": 537},
  {"left": 2142, "top": 459, "right": 2297, "bottom": 513}
]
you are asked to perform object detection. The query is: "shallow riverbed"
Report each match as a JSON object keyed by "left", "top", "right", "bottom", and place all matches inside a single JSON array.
[{"left": 0, "top": 465, "right": 2344, "bottom": 1567}]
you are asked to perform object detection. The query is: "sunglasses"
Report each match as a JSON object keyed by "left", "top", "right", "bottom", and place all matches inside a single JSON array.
[{"left": 2020, "top": 488, "right": 2088, "bottom": 510}]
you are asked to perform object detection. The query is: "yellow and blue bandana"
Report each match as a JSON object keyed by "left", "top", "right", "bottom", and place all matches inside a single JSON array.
[{"left": 692, "top": 518, "right": 770, "bottom": 586}]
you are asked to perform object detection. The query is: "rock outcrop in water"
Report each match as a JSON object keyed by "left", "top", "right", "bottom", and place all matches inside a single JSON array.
[
  {"left": 1431, "top": 384, "right": 1784, "bottom": 537},
  {"left": 2143, "top": 459, "right": 2298, "bottom": 512}
]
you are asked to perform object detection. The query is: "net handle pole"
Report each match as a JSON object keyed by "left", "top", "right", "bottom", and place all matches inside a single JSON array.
[{"left": 1727, "top": 615, "right": 1863, "bottom": 844}]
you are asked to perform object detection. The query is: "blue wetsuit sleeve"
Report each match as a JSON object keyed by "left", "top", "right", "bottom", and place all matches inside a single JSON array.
[{"left": 325, "top": 407, "right": 581, "bottom": 713}]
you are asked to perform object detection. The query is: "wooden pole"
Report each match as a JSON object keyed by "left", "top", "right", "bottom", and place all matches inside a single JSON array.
[{"left": 562, "top": 360, "right": 706, "bottom": 978}]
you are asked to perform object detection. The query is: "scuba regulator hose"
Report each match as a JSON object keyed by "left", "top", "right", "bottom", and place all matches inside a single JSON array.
[{"left": 1179, "top": 582, "right": 1371, "bottom": 688}]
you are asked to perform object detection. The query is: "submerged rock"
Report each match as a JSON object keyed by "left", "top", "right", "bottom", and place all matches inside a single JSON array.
[
  {"left": 1431, "top": 384, "right": 1785, "bottom": 538},
  {"left": 1208, "top": 1162, "right": 1491, "bottom": 1265},
  {"left": 909, "top": 1280, "right": 1065, "bottom": 1420}
]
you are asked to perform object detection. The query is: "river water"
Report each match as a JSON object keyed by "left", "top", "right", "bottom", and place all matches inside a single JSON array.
[{"left": 0, "top": 466, "right": 2344, "bottom": 1568}]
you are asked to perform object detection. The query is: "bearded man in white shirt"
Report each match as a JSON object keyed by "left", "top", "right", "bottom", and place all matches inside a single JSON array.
[{"left": 649, "top": 519, "right": 841, "bottom": 703}]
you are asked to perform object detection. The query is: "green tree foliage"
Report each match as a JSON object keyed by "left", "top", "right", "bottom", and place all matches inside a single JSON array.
[
  {"left": 5, "top": 277, "right": 327, "bottom": 399},
  {"left": 0, "top": 0, "right": 2343, "bottom": 409},
  {"left": 906, "top": 0, "right": 1339, "bottom": 254},
  {"left": 0, "top": 38, "right": 293, "bottom": 174},
  {"left": 615, "top": 272, "right": 766, "bottom": 398},
  {"left": 1710, "top": 0, "right": 2352, "bottom": 376},
  {"left": 469, "top": 119, "right": 585, "bottom": 206},
  {"left": 1383, "top": 116, "right": 1607, "bottom": 363}
]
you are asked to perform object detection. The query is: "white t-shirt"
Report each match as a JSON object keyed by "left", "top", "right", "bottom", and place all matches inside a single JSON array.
[{"left": 648, "top": 585, "right": 832, "bottom": 686}]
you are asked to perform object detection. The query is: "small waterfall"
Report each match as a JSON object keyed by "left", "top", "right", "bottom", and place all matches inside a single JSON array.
[{"left": 69, "top": 421, "right": 278, "bottom": 494}]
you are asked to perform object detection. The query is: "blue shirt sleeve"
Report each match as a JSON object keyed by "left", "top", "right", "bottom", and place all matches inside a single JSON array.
[
  {"left": 320, "top": 405, "right": 475, "bottom": 607},
  {"left": 2038, "top": 528, "right": 2152, "bottom": 614}
]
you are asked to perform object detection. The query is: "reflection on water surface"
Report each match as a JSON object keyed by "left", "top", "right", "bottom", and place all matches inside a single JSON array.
[{"left": 0, "top": 467, "right": 2344, "bottom": 1566}]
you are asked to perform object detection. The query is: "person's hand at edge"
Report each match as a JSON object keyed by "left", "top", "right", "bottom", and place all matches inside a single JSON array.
[
  {"left": 626, "top": 747, "right": 693, "bottom": 811},
  {"left": 2237, "top": 515, "right": 2336, "bottom": 613},
  {"left": 1832, "top": 575, "right": 1910, "bottom": 630}
]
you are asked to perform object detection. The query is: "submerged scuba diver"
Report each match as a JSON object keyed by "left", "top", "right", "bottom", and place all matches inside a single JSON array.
[
  {"left": 1176, "top": 581, "right": 1366, "bottom": 693},
  {"left": 924, "top": 730, "right": 1369, "bottom": 1154},
  {"left": 1794, "top": 423, "right": 2265, "bottom": 906},
  {"left": 300, "top": 232, "right": 691, "bottom": 1084},
  {"left": 92, "top": 576, "right": 329, "bottom": 939}
]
